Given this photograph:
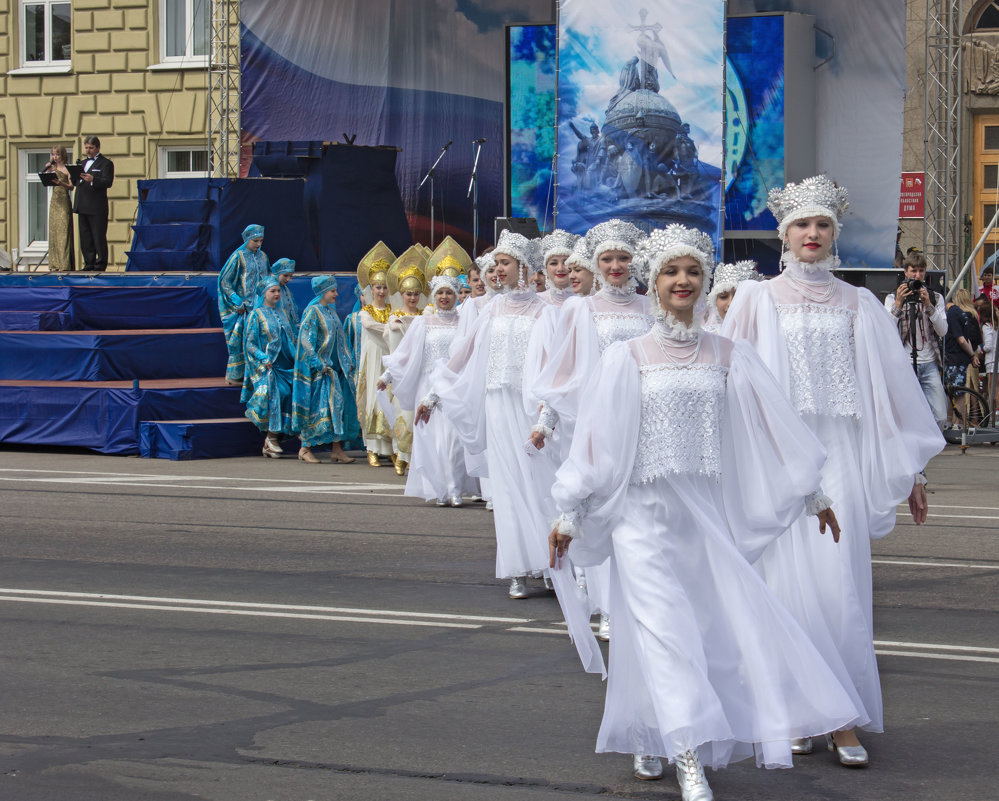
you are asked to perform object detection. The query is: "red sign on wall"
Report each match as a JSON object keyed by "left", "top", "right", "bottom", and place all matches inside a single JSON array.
[{"left": 899, "top": 172, "right": 925, "bottom": 219}]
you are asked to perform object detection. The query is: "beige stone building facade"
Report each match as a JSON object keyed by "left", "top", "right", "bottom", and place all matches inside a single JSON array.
[{"left": 1, "top": 0, "right": 214, "bottom": 271}]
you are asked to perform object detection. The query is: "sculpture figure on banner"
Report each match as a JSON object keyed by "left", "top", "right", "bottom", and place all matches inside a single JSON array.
[{"left": 560, "top": 7, "right": 721, "bottom": 237}]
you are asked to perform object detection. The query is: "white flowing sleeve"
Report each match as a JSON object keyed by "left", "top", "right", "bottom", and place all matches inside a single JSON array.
[
  {"left": 854, "top": 290, "right": 946, "bottom": 538},
  {"left": 721, "top": 341, "right": 828, "bottom": 563},
  {"left": 530, "top": 298, "right": 601, "bottom": 439},
  {"left": 380, "top": 316, "right": 427, "bottom": 411},
  {"left": 721, "top": 281, "right": 792, "bottom": 393},
  {"left": 430, "top": 311, "right": 493, "bottom": 460},
  {"left": 551, "top": 341, "right": 641, "bottom": 567}
]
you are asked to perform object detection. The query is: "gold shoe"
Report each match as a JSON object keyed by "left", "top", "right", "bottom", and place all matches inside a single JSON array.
[
  {"left": 366, "top": 451, "right": 381, "bottom": 467},
  {"left": 394, "top": 459, "right": 408, "bottom": 476},
  {"left": 389, "top": 452, "right": 399, "bottom": 467},
  {"left": 298, "top": 447, "right": 320, "bottom": 464}
]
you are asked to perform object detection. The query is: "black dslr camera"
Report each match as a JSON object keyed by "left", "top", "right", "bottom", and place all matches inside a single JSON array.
[{"left": 902, "top": 277, "right": 924, "bottom": 305}]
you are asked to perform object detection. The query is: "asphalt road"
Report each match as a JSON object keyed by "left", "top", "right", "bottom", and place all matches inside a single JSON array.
[{"left": 0, "top": 443, "right": 995, "bottom": 801}]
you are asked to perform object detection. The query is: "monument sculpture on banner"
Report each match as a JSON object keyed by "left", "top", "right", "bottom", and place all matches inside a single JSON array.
[{"left": 559, "top": 8, "right": 721, "bottom": 236}]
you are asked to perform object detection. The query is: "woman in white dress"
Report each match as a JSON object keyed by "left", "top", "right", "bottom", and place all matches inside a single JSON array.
[
  {"left": 355, "top": 242, "right": 397, "bottom": 467},
  {"left": 384, "top": 246, "right": 429, "bottom": 476},
  {"left": 722, "top": 176, "right": 945, "bottom": 764},
  {"left": 535, "top": 230, "right": 579, "bottom": 308},
  {"left": 702, "top": 260, "right": 762, "bottom": 333},
  {"left": 379, "top": 275, "right": 472, "bottom": 506},
  {"left": 420, "top": 230, "right": 555, "bottom": 599},
  {"left": 548, "top": 224, "right": 865, "bottom": 801}
]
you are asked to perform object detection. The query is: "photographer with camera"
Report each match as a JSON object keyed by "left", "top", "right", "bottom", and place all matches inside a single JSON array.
[{"left": 885, "top": 251, "right": 948, "bottom": 425}]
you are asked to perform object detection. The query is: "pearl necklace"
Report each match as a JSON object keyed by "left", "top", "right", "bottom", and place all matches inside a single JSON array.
[
  {"left": 652, "top": 318, "right": 702, "bottom": 365},
  {"left": 783, "top": 269, "right": 837, "bottom": 303}
]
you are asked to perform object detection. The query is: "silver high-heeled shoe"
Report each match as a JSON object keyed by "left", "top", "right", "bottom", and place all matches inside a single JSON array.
[
  {"left": 791, "top": 736, "right": 813, "bottom": 755},
  {"left": 675, "top": 750, "right": 713, "bottom": 801},
  {"left": 597, "top": 614, "right": 610, "bottom": 642},
  {"left": 632, "top": 753, "right": 663, "bottom": 780},
  {"left": 508, "top": 576, "right": 528, "bottom": 599},
  {"left": 825, "top": 733, "right": 869, "bottom": 767}
]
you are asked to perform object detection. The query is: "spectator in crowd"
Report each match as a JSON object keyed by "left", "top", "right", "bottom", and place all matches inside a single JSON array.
[
  {"left": 975, "top": 296, "right": 997, "bottom": 404},
  {"left": 944, "top": 288, "right": 983, "bottom": 395},
  {"left": 885, "top": 251, "right": 948, "bottom": 426},
  {"left": 977, "top": 263, "right": 999, "bottom": 311}
]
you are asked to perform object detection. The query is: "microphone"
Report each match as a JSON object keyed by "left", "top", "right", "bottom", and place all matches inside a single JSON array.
[
  {"left": 442, "top": 140, "right": 453, "bottom": 150},
  {"left": 473, "top": 138, "right": 487, "bottom": 144}
]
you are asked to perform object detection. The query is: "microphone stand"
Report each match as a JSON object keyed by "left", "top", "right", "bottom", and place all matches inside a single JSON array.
[
  {"left": 419, "top": 141, "right": 451, "bottom": 248},
  {"left": 467, "top": 140, "right": 484, "bottom": 257}
]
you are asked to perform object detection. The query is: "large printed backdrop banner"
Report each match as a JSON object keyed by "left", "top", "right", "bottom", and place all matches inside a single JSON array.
[
  {"left": 556, "top": 0, "right": 725, "bottom": 246},
  {"left": 240, "top": 0, "right": 554, "bottom": 254}
]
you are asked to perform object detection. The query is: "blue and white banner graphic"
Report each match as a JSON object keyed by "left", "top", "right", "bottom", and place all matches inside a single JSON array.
[{"left": 556, "top": 0, "right": 725, "bottom": 247}]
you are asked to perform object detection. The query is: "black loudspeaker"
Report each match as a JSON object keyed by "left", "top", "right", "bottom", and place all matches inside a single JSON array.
[
  {"left": 494, "top": 217, "right": 540, "bottom": 241},
  {"left": 834, "top": 269, "right": 946, "bottom": 305}
]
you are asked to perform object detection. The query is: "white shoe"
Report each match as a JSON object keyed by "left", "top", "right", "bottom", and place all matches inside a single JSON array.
[
  {"left": 485, "top": 499, "right": 493, "bottom": 511},
  {"left": 632, "top": 754, "right": 663, "bottom": 780},
  {"left": 508, "top": 576, "right": 529, "bottom": 599},
  {"left": 675, "top": 751, "right": 713, "bottom": 801},
  {"left": 597, "top": 614, "right": 610, "bottom": 642},
  {"left": 436, "top": 498, "right": 447, "bottom": 506},
  {"left": 542, "top": 575, "right": 553, "bottom": 591},
  {"left": 448, "top": 495, "right": 463, "bottom": 507}
]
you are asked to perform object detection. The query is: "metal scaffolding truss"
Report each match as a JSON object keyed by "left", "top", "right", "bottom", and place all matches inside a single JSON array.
[
  {"left": 923, "top": 0, "right": 963, "bottom": 275},
  {"left": 209, "top": 0, "right": 241, "bottom": 179}
]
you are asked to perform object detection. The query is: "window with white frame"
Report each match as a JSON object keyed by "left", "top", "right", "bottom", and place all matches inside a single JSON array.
[
  {"left": 20, "top": 1, "right": 71, "bottom": 66},
  {"left": 19, "top": 148, "right": 73, "bottom": 253},
  {"left": 161, "top": 0, "right": 209, "bottom": 62},
  {"left": 159, "top": 146, "right": 210, "bottom": 178}
]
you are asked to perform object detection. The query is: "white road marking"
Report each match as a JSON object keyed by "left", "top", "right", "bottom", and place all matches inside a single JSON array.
[
  {"left": 873, "top": 558, "right": 999, "bottom": 570},
  {"left": 875, "top": 649, "right": 999, "bottom": 665},
  {"left": 875, "top": 639, "right": 999, "bottom": 655}
]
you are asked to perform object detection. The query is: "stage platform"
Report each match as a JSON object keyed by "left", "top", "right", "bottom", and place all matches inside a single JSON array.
[
  {"left": 0, "top": 328, "right": 227, "bottom": 381},
  {"left": 0, "top": 379, "right": 245, "bottom": 455}
]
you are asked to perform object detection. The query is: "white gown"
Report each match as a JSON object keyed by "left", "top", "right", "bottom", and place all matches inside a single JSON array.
[
  {"left": 383, "top": 311, "right": 420, "bottom": 462},
  {"left": 357, "top": 306, "right": 394, "bottom": 456},
  {"left": 380, "top": 310, "right": 473, "bottom": 503},
  {"left": 552, "top": 330, "right": 866, "bottom": 769},
  {"left": 433, "top": 288, "right": 555, "bottom": 579},
  {"left": 722, "top": 255, "right": 945, "bottom": 732},
  {"left": 530, "top": 287, "right": 653, "bottom": 615}
]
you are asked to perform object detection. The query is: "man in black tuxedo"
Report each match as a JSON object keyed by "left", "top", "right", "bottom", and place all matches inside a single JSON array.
[{"left": 73, "top": 135, "right": 114, "bottom": 271}]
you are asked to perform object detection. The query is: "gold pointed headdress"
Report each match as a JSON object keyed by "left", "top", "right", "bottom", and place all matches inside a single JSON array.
[
  {"left": 357, "top": 241, "right": 395, "bottom": 289},
  {"left": 388, "top": 245, "right": 429, "bottom": 295},
  {"left": 424, "top": 235, "right": 472, "bottom": 281}
]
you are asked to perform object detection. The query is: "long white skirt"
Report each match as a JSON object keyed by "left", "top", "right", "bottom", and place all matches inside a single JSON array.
[
  {"left": 756, "top": 414, "right": 883, "bottom": 731},
  {"left": 406, "top": 413, "right": 475, "bottom": 503},
  {"left": 597, "top": 476, "right": 866, "bottom": 769},
  {"left": 484, "top": 388, "right": 555, "bottom": 579}
]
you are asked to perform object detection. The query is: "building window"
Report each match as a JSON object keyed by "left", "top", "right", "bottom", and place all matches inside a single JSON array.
[
  {"left": 19, "top": 148, "right": 72, "bottom": 253},
  {"left": 20, "top": 1, "right": 71, "bottom": 66},
  {"left": 161, "top": 0, "right": 209, "bottom": 62},
  {"left": 976, "top": 2, "right": 999, "bottom": 30},
  {"left": 159, "top": 146, "right": 210, "bottom": 178}
]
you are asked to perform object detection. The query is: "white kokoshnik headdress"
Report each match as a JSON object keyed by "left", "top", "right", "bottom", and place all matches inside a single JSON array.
[
  {"left": 585, "top": 218, "right": 646, "bottom": 278},
  {"left": 429, "top": 274, "right": 461, "bottom": 297},
  {"left": 492, "top": 229, "right": 541, "bottom": 288},
  {"left": 565, "top": 237, "right": 594, "bottom": 273},
  {"left": 708, "top": 260, "right": 762, "bottom": 301},
  {"left": 767, "top": 174, "right": 849, "bottom": 240},
  {"left": 540, "top": 229, "right": 579, "bottom": 263},
  {"left": 641, "top": 224, "right": 715, "bottom": 290}
]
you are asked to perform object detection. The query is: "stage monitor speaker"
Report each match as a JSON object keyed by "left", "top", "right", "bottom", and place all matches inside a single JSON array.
[{"left": 495, "top": 217, "right": 540, "bottom": 242}]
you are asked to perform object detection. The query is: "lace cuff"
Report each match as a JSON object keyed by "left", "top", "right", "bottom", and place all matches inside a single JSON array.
[
  {"left": 553, "top": 510, "right": 581, "bottom": 539},
  {"left": 537, "top": 403, "right": 559, "bottom": 431},
  {"left": 914, "top": 471, "right": 927, "bottom": 487},
  {"left": 804, "top": 490, "right": 833, "bottom": 516},
  {"left": 420, "top": 392, "right": 440, "bottom": 410},
  {"left": 379, "top": 370, "right": 392, "bottom": 386}
]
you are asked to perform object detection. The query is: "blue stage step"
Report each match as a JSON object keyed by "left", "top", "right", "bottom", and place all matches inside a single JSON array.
[
  {"left": 0, "top": 379, "right": 245, "bottom": 455},
  {"left": 0, "top": 328, "right": 227, "bottom": 381},
  {"left": 139, "top": 417, "right": 266, "bottom": 460}
]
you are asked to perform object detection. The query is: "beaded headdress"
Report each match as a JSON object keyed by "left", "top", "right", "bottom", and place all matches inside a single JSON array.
[
  {"left": 242, "top": 223, "right": 264, "bottom": 242},
  {"left": 767, "top": 175, "right": 849, "bottom": 239},
  {"left": 708, "top": 260, "right": 762, "bottom": 300},
  {"left": 357, "top": 241, "right": 395, "bottom": 289},
  {"left": 429, "top": 274, "right": 461, "bottom": 298},
  {"left": 565, "top": 237, "right": 594, "bottom": 274},
  {"left": 540, "top": 229, "right": 579, "bottom": 262},
  {"left": 641, "top": 224, "right": 715, "bottom": 288},
  {"left": 311, "top": 274, "right": 338, "bottom": 297},
  {"left": 388, "top": 246, "right": 429, "bottom": 295},
  {"left": 270, "top": 258, "right": 295, "bottom": 276},
  {"left": 474, "top": 252, "right": 495, "bottom": 272},
  {"left": 492, "top": 229, "right": 538, "bottom": 270},
  {"left": 424, "top": 235, "right": 472, "bottom": 280}
]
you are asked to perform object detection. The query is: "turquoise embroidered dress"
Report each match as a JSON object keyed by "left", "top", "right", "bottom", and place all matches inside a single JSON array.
[
  {"left": 292, "top": 300, "right": 359, "bottom": 447},
  {"left": 270, "top": 257, "right": 301, "bottom": 334},
  {"left": 218, "top": 225, "right": 270, "bottom": 383},
  {"left": 241, "top": 282, "right": 296, "bottom": 434}
]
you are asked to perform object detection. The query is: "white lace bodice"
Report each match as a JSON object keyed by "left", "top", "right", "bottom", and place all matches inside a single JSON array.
[
  {"left": 421, "top": 321, "right": 457, "bottom": 383},
  {"left": 632, "top": 362, "right": 728, "bottom": 485},
  {"left": 487, "top": 313, "right": 537, "bottom": 391},
  {"left": 592, "top": 311, "right": 655, "bottom": 353},
  {"left": 776, "top": 303, "right": 859, "bottom": 418}
]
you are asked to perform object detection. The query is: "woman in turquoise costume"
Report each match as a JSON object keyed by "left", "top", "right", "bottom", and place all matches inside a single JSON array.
[
  {"left": 218, "top": 224, "right": 270, "bottom": 384},
  {"left": 292, "top": 275, "right": 359, "bottom": 464},
  {"left": 270, "top": 257, "right": 301, "bottom": 333},
  {"left": 242, "top": 276, "right": 296, "bottom": 458},
  {"left": 342, "top": 283, "right": 364, "bottom": 386}
]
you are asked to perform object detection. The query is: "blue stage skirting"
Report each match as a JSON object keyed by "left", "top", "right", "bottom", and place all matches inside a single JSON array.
[
  {"left": 0, "top": 310, "right": 72, "bottom": 330},
  {"left": 0, "top": 329, "right": 227, "bottom": 381},
  {"left": 0, "top": 379, "right": 245, "bottom": 455},
  {"left": 0, "top": 285, "right": 214, "bottom": 330},
  {"left": 140, "top": 418, "right": 266, "bottom": 460}
]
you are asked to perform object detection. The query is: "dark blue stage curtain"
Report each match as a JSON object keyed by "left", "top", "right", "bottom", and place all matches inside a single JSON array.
[
  {"left": 0, "top": 311, "right": 71, "bottom": 330},
  {"left": 67, "top": 287, "right": 213, "bottom": 330}
]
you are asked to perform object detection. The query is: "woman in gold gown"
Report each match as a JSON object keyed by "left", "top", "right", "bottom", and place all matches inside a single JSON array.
[{"left": 46, "top": 146, "right": 74, "bottom": 272}]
